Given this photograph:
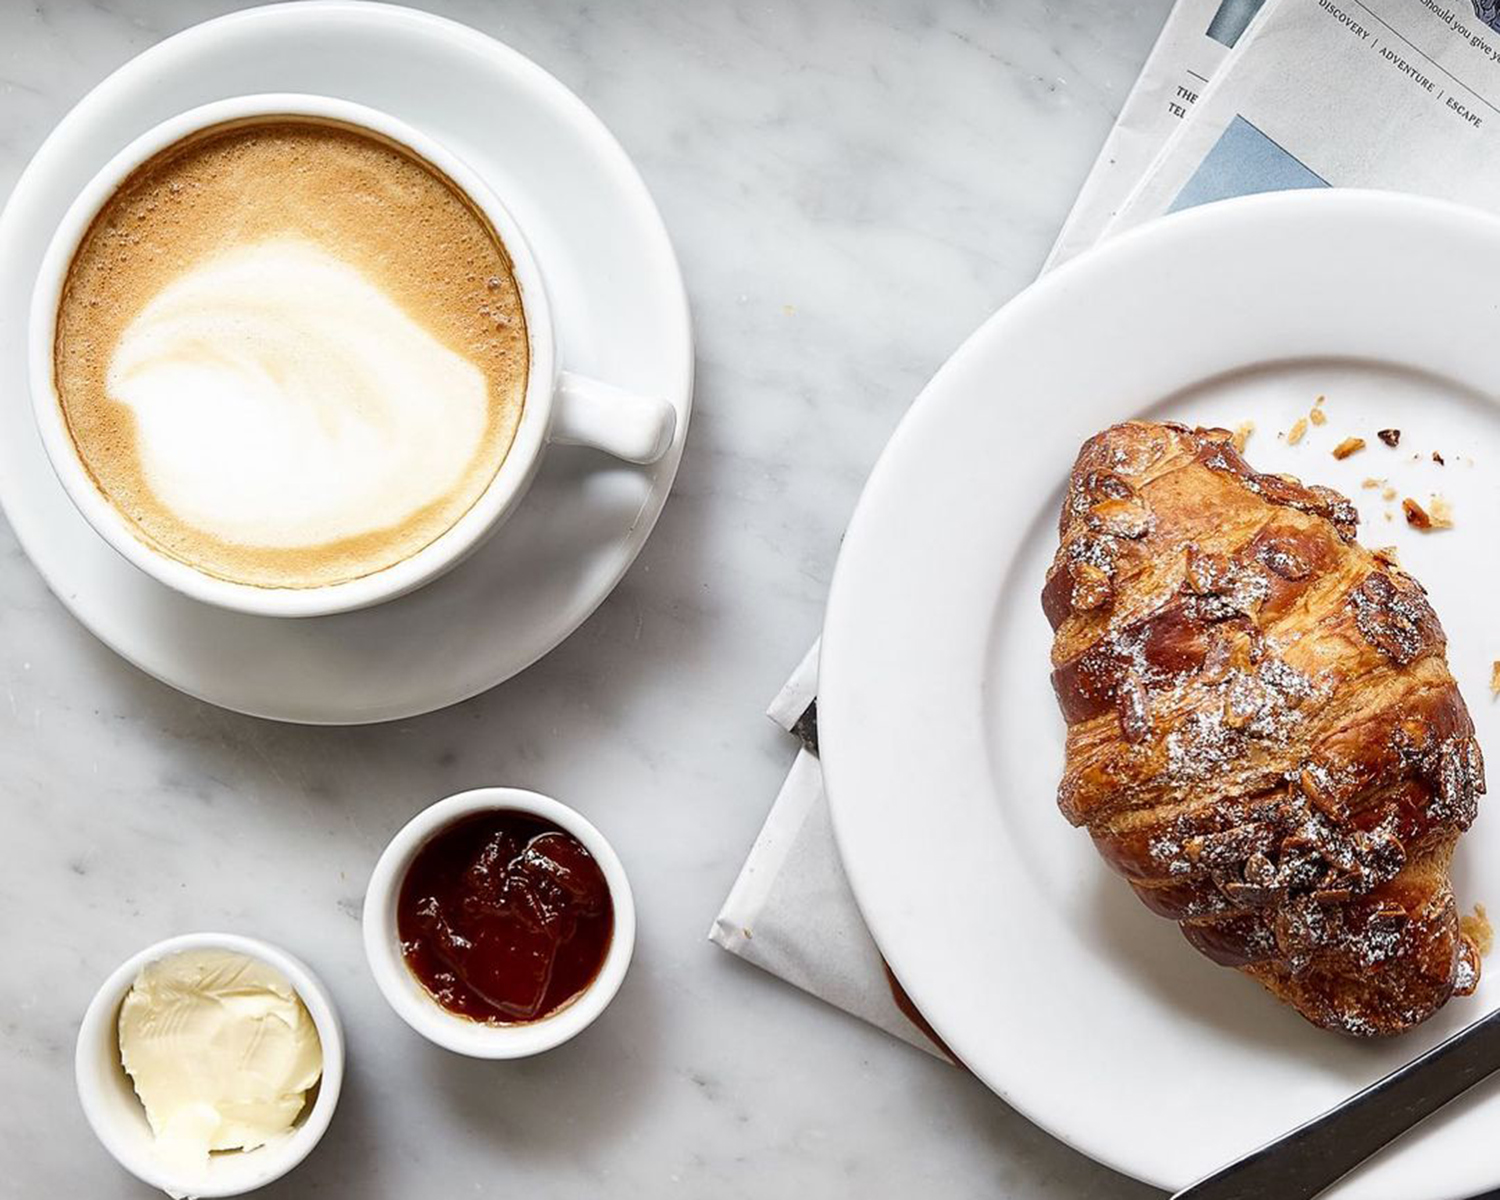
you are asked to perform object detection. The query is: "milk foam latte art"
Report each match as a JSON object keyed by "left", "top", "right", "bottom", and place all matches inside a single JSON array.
[{"left": 53, "top": 117, "right": 530, "bottom": 590}]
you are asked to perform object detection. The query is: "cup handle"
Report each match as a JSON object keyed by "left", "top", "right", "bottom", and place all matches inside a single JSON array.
[{"left": 550, "top": 371, "right": 677, "bottom": 464}]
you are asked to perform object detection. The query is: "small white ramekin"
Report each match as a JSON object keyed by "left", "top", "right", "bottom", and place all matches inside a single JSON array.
[
  {"left": 75, "top": 932, "right": 344, "bottom": 1198},
  {"left": 363, "top": 787, "right": 635, "bottom": 1058}
]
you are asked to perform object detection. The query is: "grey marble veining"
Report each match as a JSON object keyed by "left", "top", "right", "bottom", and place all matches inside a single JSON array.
[{"left": 0, "top": 1, "right": 1170, "bottom": 1195}]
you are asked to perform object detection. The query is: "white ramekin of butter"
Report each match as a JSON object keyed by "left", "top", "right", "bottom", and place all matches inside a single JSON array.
[{"left": 75, "top": 932, "right": 344, "bottom": 1198}]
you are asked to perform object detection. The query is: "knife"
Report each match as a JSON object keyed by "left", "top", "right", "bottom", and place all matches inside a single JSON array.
[{"left": 1172, "top": 1006, "right": 1500, "bottom": 1200}]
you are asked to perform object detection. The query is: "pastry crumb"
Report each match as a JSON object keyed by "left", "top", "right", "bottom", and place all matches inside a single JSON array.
[
  {"left": 1361, "top": 477, "right": 1383, "bottom": 489},
  {"left": 1372, "top": 545, "right": 1400, "bottom": 568},
  {"left": 1491, "top": 661, "right": 1500, "bottom": 697},
  {"left": 1331, "top": 436, "right": 1365, "bottom": 460},
  {"left": 1403, "top": 495, "right": 1454, "bottom": 531},
  {"left": 1286, "top": 418, "right": 1308, "bottom": 446},
  {"left": 1382, "top": 486, "right": 1397, "bottom": 501},
  {"left": 1462, "top": 904, "right": 1493, "bottom": 956},
  {"left": 1403, "top": 498, "right": 1431, "bottom": 528},
  {"left": 1231, "top": 421, "right": 1254, "bottom": 454},
  {"left": 1377, "top": 429, "right": 1401, "bottom": 447},
  {"left": 1309, "top": 407, "right": 1327, "bottom": 427},
  {"left": 1433, "top": 451, "right": 1445, "bottom": 465}
]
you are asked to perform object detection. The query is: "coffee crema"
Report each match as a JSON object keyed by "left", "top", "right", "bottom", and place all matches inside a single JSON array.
[{"left": 54, "top": 117, "right": 529, "bottom": 590}]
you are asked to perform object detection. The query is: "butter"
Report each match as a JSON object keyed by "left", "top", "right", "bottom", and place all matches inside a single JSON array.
[{"left": 118, "top": 949, "right": 323, "bottom": 1172}]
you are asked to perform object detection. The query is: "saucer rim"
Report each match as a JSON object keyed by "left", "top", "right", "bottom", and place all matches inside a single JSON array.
[{"left": 0, "top": 0, "right": 694, "bottom": 724}]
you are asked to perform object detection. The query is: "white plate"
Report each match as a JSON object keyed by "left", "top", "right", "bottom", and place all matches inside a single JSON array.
[
  {"left": 820, "top": 191, "right": 1500, "bottom": 1200},
  {"left": 0, "top": 2, "right": 691, "bottom": 724}
]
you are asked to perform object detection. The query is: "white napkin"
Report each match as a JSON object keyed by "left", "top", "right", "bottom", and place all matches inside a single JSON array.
[{"left": 708, "top": 643, "right": 949, "bottom": 1058}]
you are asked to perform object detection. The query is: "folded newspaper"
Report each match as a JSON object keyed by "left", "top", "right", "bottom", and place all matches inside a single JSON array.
[
  {"left": 712, "top": 0, "right": 1500, "bottom": 1057},
  {"left": 1110, "top": 0, "right": 1500, "bottom": 236}
]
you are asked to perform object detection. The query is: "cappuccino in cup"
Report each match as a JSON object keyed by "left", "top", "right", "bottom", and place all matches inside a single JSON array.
[{"left": 52, "top": 117, "right": 530, "bottom": 590}]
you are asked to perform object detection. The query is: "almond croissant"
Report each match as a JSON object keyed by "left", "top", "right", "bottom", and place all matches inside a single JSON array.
[{"left": 1043, "top": 421, "right": 1483, "bottom": 1036}]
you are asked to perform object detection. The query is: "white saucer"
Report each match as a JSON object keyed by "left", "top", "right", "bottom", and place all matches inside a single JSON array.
[
  {"left": 0, "top": 2, "right": 692, "bottom": 724},
  {"left": 821, "top": 191, "right": 1500, "bottom": 1200}
]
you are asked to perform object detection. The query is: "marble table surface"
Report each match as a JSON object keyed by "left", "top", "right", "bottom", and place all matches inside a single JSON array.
[{"left": 0, "top": 1, "right": 1173, "bottom": 1195}]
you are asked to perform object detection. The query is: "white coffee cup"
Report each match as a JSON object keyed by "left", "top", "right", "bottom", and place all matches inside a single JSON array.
[{"left": 29, "top": 93, "right": 677, "bottom": 618}]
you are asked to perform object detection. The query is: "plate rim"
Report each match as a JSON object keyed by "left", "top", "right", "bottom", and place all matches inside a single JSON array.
[{"left": 820, "top": 188, "right": 1500, "bottom": 1195}]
